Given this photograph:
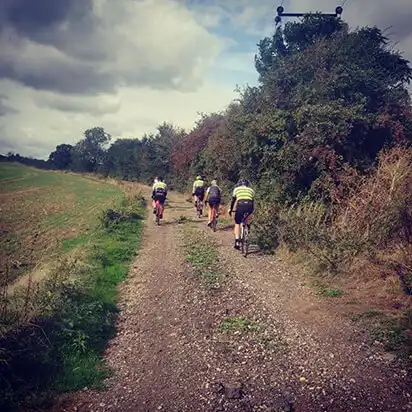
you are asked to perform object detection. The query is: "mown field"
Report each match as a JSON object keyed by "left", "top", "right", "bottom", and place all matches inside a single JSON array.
[
  {"left": 0, "top": 163, "right": 146, "bottom": 411},
  {"left": 0, "top": 163, "right": 124, "bottom": 284}
]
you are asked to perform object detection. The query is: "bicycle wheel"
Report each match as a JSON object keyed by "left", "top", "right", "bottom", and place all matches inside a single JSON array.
[
  {"left": 156, "top": 202, "right": 161, "bottom": 225},
  {"left": 240, "top": 223, "right": 245, "bottom": 254},
  {"left": 243, "top": 224, "right": 249, "bottom": 257},
  {"left": 211, "top": 205, "right": 217, "bottom": 232}
]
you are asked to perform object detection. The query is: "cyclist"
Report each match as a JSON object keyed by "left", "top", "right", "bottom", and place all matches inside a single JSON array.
[
  {"left": 192, "top": 175, "right": 206, "bottom": 214},
  {"left": 228, "top": 178, "right": 255, "bottom": 249},
  {"left": 152, "top": 176, "right": 167, "bottom": 218},
  {"left": 205, "top": 179, "right": 222, "bottom": 227},
  {"left": 152, "top": 176, "right": 159, "bottom": 210}
]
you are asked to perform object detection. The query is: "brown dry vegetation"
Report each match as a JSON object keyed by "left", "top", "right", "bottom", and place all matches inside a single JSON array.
[
  {"left": 269, "top": 148, "right": 412, "bottom": 354},
  {"left": 338, "top": 148, "right": 412, "bottom": 296}
]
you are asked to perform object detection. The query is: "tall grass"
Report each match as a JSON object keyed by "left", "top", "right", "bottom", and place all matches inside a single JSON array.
[
  {"left": 278, "top": 202, "right": 361, "bottom": 273},
  {"left": 0, "top": 195, "right": 146, "bottom": 411},
  {"left": 255, "top": 147, "right": 412, "bottom": 284}
]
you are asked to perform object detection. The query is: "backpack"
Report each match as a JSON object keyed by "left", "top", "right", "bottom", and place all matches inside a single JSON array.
[{"left": 208, "top": 185, "right": 221, "bottom": 200}]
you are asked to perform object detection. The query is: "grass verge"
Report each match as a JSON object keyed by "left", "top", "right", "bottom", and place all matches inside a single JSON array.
[
  {"left": 351, "top": 309, "right": 412, "bottom": 357},
  {"left": 303, "top": 279, "right": 343, "bottom": 298},
  {"left": 0, "top": 195, "right": 146, "bottom": 411},
  {"left": 1, "top": 163, "right": 124, "bottom": 284},
  {"left": 183, "top": 226, "right": 221, "bottom": 289}
]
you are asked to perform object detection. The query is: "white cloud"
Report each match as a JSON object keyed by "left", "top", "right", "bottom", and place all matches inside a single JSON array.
[
  {"left": 33, "top": 92, "right": 122, "bottom": 115},
  {"left": 0, "top": 0, "right": 223, "bottom": 93},
  {"left": 0, "top": 0, "right": 238, "bottom": 158},
  {"left": 0, "top": 77, "right": 237, "bottom": 158}
]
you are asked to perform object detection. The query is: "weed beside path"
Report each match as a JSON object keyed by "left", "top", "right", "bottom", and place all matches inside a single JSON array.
[{"left": 184, "top": 225, "right": 223, "bottom": 289}]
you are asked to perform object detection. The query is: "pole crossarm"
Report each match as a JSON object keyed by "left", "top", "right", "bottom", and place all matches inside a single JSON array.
[{"left": 275, "top": 5, "right": 344, "bottom": 24}]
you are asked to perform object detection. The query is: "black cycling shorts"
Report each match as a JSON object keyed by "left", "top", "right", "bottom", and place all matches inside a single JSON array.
[
  {"left": 153, "top": 194, "right": 166, "bottom": 205},
  {"left": 194, "top": 187, "right": 205, "bottom": 201},
  {"left": 234, "top": 200, "right": 254, "bottom": 224},
  {"left": 209, "top": 197, "right": 221, "bottom": 207}
]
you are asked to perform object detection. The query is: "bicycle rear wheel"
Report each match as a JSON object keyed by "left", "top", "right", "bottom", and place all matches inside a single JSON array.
[
  {"left": 243, "top": 224, "right": 249, "bottom": 257},
  {"left": 240, "top": 223, "right": 245, "bottom": 254},
  {"left": 212, "top": 205, "right": 217, "bottom": 232},
  {"left": 212, "top": 217, "right": 217, "bottom": 232},
  {"left": 155, "top": 202, "right": 161, "bottom": 225}
]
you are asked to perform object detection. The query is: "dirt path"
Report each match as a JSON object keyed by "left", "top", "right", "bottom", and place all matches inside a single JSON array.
[{"left": 61, "top": 190, "right": 411, "bottom": 412}]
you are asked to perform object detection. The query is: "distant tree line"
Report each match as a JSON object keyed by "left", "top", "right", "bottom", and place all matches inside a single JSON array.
[{"left": 1, "top": 152, "right": 53, "bottom": 169}]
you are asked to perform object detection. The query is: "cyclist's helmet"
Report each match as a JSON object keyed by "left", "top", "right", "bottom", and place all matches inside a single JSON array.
[
  {"left": 158, "top": 176, "right": 164, "bottom": 182},
  {"left": 196, "top": 175, "right": 202, "bottom": 180},
  {"left": 238, "top": 178, "right": 250, "bottom": 187},
  {"left": 211, "top": 179, "right": 217, "bottom": 185}
]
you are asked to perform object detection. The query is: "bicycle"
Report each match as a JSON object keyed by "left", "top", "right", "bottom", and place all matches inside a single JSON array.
[
  {"left": 239, "top": 212, "right": 251, "bottom": 257},
  {"left": 196, "top": 199, "right": 203, "bottom": 218},
  {"left": 209, "top": 204, "right": 219, "bottom": 232},
  {"left": 155, "top": 200, "right": 163, "bottom": 225}
]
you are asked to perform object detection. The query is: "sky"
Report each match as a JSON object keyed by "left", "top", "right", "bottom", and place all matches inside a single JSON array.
[{"left": 0, "top": 0, "right": 412, "bottom": 159}]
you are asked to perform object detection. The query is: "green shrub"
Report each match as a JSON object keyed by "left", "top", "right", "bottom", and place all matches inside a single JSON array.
[
  {"left": 253, "top": 201, "right": 280, "bottom": 252},
  {"left": 99, "top": 195, "right": 144, "bottom": 230}
]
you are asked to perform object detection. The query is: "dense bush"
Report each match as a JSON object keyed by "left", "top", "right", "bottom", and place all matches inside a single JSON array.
[
  {"left": 270, "top": 148, "right": 412, "bottom": 280},
  {"left": 100, "top": 197, "right": 145, "bottom": 229}
]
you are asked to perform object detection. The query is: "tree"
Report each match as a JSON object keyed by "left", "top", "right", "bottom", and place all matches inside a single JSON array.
[
  {"left": 150, "top": 122, "right": 185, "bottom": 180},
  {"left": 102, "top": 138, "right": 141, "bottom": 179},
  {"left": 72, "top": 127, "right": 111, "bottom": 172},
  {"left": 200, "top": 104, "right": 243, "bottom": 185},
  {"left": 48, "top": 144, "right": 73, "bottom": 169},
  {"left": 170, "top": 113, "right": 223, "bottom": 188},
  {"left": 250, "top": 16, "right": 412, "bottom": 203}
]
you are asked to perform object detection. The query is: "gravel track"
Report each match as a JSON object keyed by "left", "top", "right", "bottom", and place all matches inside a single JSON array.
[{"left": 58, "top": 190, "right": 412, "bottom": 412}]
